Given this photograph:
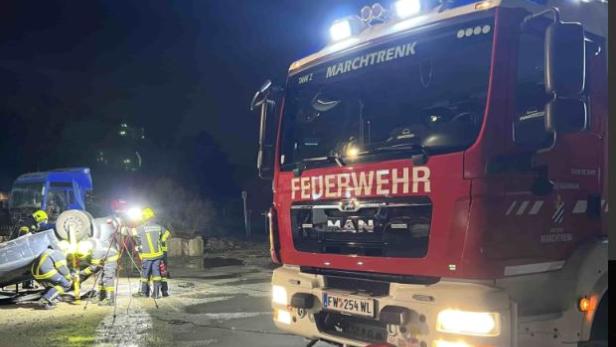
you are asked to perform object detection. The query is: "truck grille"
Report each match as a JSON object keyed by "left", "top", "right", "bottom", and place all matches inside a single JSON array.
[
  {"left": 315, "top": 311, "right": 387, "bottom": 344},
  {"left": 291, "top": 197, "right": 431, "bottom": 258}
]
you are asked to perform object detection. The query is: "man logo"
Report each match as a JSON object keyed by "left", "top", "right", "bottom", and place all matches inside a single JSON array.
[{"left": 327, "top": 218, "right": 375, "bottom": 233}]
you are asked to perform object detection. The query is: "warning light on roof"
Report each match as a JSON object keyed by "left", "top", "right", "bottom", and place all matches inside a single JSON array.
[
  {"left": 329, "top": 16, "right": 367, "bottom": 43},
  {"left": 393, "top": 0, "right": 421, "bottom": 19},
  {"left": 330, "top": 19, "right": 353, "bottom": 42}
]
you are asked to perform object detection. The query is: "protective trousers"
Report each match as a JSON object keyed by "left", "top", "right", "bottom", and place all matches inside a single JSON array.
[
  {"left": 41, "top": 273, "right": 72, "bottom": 302},
  {"left": 98, "top": 260, "right": 118, "bottom": 301},
  {"left": 140, "top": 258, "right": 162, "bottom": 298},
  {"left": 160, "top": 253, "right": 169, "bottom": 296}
]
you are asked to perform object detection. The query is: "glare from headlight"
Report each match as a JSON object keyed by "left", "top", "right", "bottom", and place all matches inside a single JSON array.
[
  {"left": 274, "top": 309, "right": 292, "bottom": 325},
  {"left": 436, "top": 309, "right": 500, "bottom": 336},
  {"left": 272, "top": 285, "right": 288, "bottom": 305},
  {"left": 433, "top": 340, "right": 472, "bottom": 347}
]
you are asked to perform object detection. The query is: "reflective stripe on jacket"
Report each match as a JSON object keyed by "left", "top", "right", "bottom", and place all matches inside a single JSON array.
[
  {"left": 161, "top": 229, "right": 171, "bottom": 252},
  {"left": 31, "top": 249, "right": 71, "bottom": 281},
  {"left": 82, "top": 246, "right": 120, "bottom": 276},
  {"left": 136, "top": 223, "right": 164, "bottom": 259}
]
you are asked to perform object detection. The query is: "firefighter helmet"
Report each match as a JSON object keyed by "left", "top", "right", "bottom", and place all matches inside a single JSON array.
[
  {"left": 32, "top": 210, "right": 48, "bottom": 223},
  {"left": 142, "top": 207, "right": 155, "bottom": 222}
]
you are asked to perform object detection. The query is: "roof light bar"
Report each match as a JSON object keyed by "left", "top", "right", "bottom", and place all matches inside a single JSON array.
[
  {"left": 370, "top": 3, "right": 388, "bottom": 22},
  {"left": 393, "top": 0, "right": 422, "bottom": 18},
  {"left": 329, "top": 19, "right": 352, "bottom": 41},
  {"left": 328, "top": 16, "right": 366, "bottom": 42}
]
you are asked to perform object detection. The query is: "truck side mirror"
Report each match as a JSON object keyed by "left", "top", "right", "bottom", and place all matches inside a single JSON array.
[
  {"left": 545, "top": 21, "right": 585, "bottom": 97},
  {"left": 250, "top": 80, "right": 273, "bottom": 111},
  {"left": 257, "top": 100, "right": 276, "bottom": 179},
  {"left": 251, "top": 80, "right": 281, "bottom": 180},
  {"left": 545, "top": 97, "right": 587, "bottom": 133}
]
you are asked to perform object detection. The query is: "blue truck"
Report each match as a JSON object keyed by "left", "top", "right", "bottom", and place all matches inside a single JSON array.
[{"left": 8, "top": 167, "right": 93, "bottom": 226}]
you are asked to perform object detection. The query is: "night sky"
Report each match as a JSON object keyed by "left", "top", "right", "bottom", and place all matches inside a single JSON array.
[{"left": 0, "top": 0, "right": 375, "bottom": 205}]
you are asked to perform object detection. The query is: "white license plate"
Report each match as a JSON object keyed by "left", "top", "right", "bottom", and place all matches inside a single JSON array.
[{"left": 322, "top": 292, "right": 375, "bottom": 317}]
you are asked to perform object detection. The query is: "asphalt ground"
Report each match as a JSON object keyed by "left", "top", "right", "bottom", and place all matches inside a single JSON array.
[{"left": 0, "top": 246, "right": 332, "bottom": 347}]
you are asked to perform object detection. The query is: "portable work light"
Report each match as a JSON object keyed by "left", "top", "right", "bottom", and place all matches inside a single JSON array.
[{"left": 126, "top": 206, "right": 142, "bottom": 221}]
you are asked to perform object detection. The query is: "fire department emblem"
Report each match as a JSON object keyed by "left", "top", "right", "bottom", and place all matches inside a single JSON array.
[{"left": 338, "top": 198, "right": 360, "bottom": 212}]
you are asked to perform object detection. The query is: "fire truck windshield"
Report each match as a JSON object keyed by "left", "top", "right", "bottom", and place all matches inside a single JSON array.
[{"left": 280, "top": 16, "right": 494, "bottom": 170}]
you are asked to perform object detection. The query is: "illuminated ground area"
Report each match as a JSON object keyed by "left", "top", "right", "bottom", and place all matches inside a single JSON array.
[{"left": 0, "top": 246, "right": 330, "bottom": 347}]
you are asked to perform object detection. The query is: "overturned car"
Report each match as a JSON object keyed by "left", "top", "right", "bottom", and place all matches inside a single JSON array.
[{"left": 0, "top": 209, "right": 119, "bottom": 289}]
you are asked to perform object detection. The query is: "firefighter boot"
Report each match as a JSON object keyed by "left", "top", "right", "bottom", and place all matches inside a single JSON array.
[
  {"left": 161, "top": 281, "right": 169, "bottom": 297},
  {"left": 97, "top": 289, "right": 107, "bottom": 303},
  {"left": 133, "top": 283, "right": 149, "bottom": 297},
  {"left": 38, "top": 297, "right": 56, "bottom": 310},
  {"left": 98, "top": 292, "right": 115, "bottom": 306},
  {"left": 151, "top": 282, "right": 162, "bottom": 299}
]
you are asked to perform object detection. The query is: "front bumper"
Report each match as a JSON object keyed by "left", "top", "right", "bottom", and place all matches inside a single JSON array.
[{"left": 271, "top": 265, "right": 515, "bottom": 347}]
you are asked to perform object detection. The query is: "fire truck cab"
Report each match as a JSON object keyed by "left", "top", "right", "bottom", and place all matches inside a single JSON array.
[{"left": 252, "top": 1, "right": 607, "bottom": 346}]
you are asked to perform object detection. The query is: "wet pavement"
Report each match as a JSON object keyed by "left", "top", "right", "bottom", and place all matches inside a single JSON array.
[{"left": 0, "top": 246, "right": 331, "bottom": 347}]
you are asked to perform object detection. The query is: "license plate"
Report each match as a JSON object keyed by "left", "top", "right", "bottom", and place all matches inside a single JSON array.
[{"left": 322, "top": 292, "right": 375, "bottom": 318}]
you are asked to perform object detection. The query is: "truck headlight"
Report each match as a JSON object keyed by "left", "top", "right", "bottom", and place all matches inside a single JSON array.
[
  {"left": 433, "top": 340, "right": 472, "bottom": 347},
  {"left": 272, "top": 285, "right": 288, "bottom": 305},
  {"left": 436, "top": 309, "right": 500, "bottom": 337}
]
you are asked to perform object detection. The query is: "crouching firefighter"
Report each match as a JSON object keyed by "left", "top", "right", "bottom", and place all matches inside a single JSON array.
[
  {"left": 31, "top": 247, "right": 73, "bottom": 310},
  {"left": 18, "top": 210, "right": 50, "bottom": 289},
  {"left": 133, "top": 207, "right": 164, "bottom": 299},
  {"left": 76, "top": 239, "right": 120, "bottom": 306}
]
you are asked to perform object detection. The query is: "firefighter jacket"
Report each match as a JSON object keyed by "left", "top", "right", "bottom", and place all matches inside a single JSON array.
[
  {"left": 161, "top": 228, "right": 171, "bottom": 253},
  {"left": 135, "top": 222, "right": 165, "bottom": 260},
  {"left": 31, "top": 249, "right": 71, "bottom": 281},
  {"left": 80, "top": 245, "right": 120, "bottom": 277}
]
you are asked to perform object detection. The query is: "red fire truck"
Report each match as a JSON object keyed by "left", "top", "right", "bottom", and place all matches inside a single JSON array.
[{"left": 251, "top": 1, "right": 607, "bottom": 346}]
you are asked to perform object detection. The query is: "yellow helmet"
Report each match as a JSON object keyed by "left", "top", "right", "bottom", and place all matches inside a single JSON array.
[
  {"left": 32, "top": 210, "right": 48, "bottom": 223},
  {"left": 141, "top": 207, "right": 155, "bottom": 222}
]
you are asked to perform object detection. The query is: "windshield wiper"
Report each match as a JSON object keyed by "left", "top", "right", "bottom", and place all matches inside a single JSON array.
[
  {"left": 293, "top": 151, "right": 345, "bottom": 176},
  {"left": 366, "top": 143, "right": 430, "bottom": 165}
]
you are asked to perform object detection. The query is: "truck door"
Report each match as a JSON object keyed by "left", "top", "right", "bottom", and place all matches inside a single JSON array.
[{"left": 486, "top": 16, "right": 603, "bottom": 262}]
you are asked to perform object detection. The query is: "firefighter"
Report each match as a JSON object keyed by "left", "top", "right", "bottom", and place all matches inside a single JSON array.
[
  {"left": 17, "top": 210, "right": 49, "bottom": 236},
  {"left": 160, "top": 227, "right": 171, "bottom": 297},
  {"left": 19, "top": 210, "right": 49, "bottom": 289},
  {"left": 133, "top": 207, "right": 164, "bottom": 299},
  {"left": 76, "top": 238, "right": 120, "bottom": 306},
  {"left": 31, "top": 246, "right": 73, "bottom": 310}
]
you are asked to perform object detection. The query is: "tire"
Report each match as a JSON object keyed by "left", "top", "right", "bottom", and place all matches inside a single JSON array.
[
  {"left": 55, "top": 209, "right": 93, "bottom": 241},
  {"left": 578, "top": 292, "right": 608, "bottom": 347}
]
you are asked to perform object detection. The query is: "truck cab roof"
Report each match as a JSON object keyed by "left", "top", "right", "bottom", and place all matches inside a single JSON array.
[
  {"left": 289, "top": 0, "right": 607, "bottom": 76},
  {"left": 14, "top": 167, "right": 93, "bottom": 191}
]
